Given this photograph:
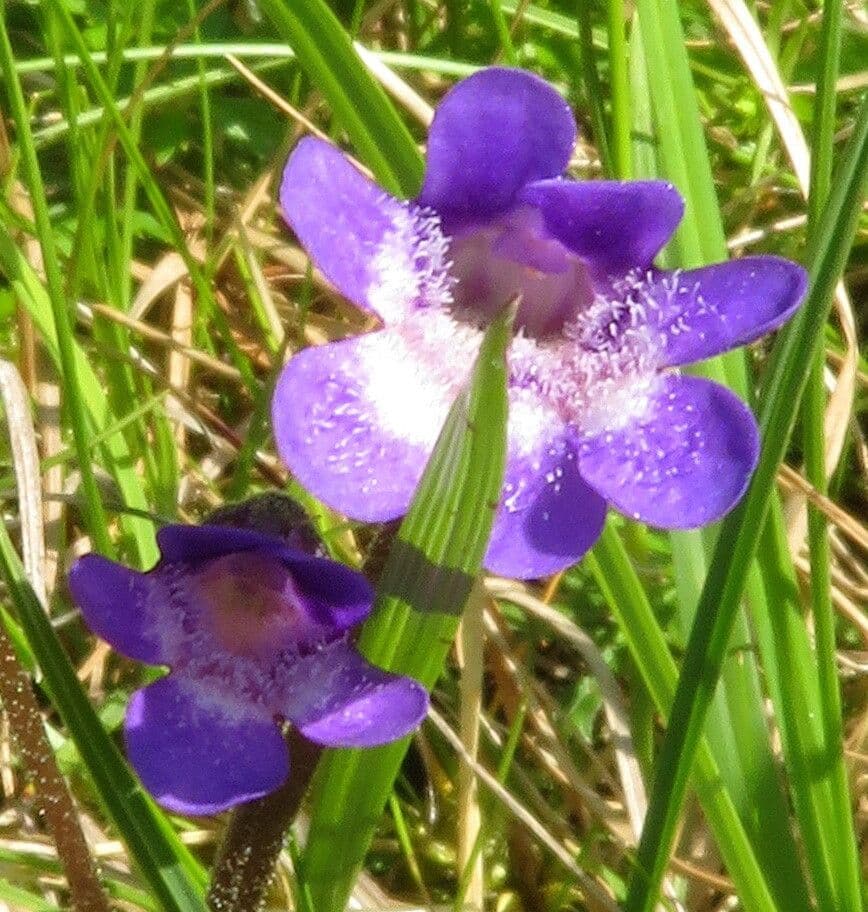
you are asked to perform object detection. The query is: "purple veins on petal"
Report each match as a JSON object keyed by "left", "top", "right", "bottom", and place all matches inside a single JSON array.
[
  {"left": 274, "top": 66, "right": 807, "bottom": 578},
  {"left": 68, "top": 523, "right": 428, "bottom": 813}
]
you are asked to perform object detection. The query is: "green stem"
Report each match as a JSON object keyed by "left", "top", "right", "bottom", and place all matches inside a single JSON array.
[{"left": 606, "top": 0, "right": 631, "bottom": 178}]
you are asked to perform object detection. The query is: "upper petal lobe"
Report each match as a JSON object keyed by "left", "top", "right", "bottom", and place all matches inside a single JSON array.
[
  {"left": 69, "top": 555, "right": 165, "bottom": 664},
  {"left": 519, "top": 179, "right": 684, "bottom": 278},
  {"left": 418, "top": 68, "right": 576, "bottom": 229},
  {"left": 280, "top": 137, "right": 413, "bottom": 323},
  {"left": 125, "top": 677, "right": 288, "bottom": 815},
  {"left": 577, "top": 374, "right": 759, "bottom": 529},
  {"left": 647, "top": 256, "right": 807, "bottom": 368}
]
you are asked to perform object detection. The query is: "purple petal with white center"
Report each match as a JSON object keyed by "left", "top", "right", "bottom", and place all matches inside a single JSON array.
[
  {"left": 485, "top": 424, "right": 607, "bottom": 579},
  {"left": 125, "top": 677, "right": 288, "bottom": 815},
  {"left": 68, "top": 555, "right": 165, "bottom": 664},
  {"left": 285, "top": 641, "right": 428, "bottom": 748},
  {"left": 578, "top": 374, "right": 759, "bottom": 529},
  {"left": 647, "top": 256, "right": 808, "bottom": 368},
  {"left": 418, "top": 68, "right": 576, "bottom": 229},
  {"left": 280, "top": 137, "right": 443, "bottom": 324},
  {"left": 519, "top": 179, "right": 684, "bottom": 278},
  {"left": 272, "top": 318, "right": 475, "bottom": 522}
]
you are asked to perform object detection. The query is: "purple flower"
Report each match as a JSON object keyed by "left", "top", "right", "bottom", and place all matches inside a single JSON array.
[
  {"left": 272, "top": 68, "right": 807, "bottom": 579},
  {"left": 68, "top": 524, "right": 428, "bottom": 815}
]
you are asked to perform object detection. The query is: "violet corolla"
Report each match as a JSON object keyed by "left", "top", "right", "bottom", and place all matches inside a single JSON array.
[
  {"left": 68, "top": 524, "right": 428, "bottom": 814},
  {"left": 272, "top": 68, "right": 807, "bottom": 579}
]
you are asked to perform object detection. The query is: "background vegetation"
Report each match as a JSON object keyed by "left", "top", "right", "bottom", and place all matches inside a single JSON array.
[{"left": 0, "top": 0, "right": 865, "bottom": 910}]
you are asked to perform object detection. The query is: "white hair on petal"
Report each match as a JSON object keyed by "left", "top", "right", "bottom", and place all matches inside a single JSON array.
[
  {"left": 367, "top": 201, "right": 456, "bottom": 323},
  {"left": 356, "top": 309, "right": 481, "bottom": 449}
]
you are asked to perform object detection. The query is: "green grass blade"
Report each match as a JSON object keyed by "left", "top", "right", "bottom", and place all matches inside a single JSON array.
[
  {"left": 299, "top": 306, "right": 512, "bottom": 912},
  {"left": 628, "top": 16, "right": 811, "bottom": 910},
  {"left": 587, "top": 525, "right": 779, "bottom": 912},
  {"left": 0, "top": 7, "right": 111, "bottom": 557},
  {"left": 625, "top": 93, "right": 868, "bottom": 912},
  {"left": 0, "top": 228, "right": 158, "bottom": 567},
  {"left": 800, "top": 0, "right": 862, "bottom": 902},
  {"left": 0, "top": 525, "right": 207, "bottom": 912},
  {"left": 257, "top": 0, "right": 423, "bottom": 195}
]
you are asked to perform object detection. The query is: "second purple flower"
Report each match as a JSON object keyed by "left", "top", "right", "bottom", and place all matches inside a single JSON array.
[{"left": 272, "top": 67, "right": 807, "bottom": 579}]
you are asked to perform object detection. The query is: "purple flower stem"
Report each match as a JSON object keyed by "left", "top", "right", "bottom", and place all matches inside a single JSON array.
[
  {"left": 206, "top": 730, "right": 322, "bottom": 912},
  {"left": 0, "top": 623, "right": 111, "bottom": 912}
]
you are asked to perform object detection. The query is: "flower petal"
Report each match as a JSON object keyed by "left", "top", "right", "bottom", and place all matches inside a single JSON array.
[
  {"left": 418, "top": 68, "right": 576, "bottom": 228},
  {"left": 157, "top": 524, "right": 373, "bottom": 634},
  {"left": 156, "top": 523, "right": 288, "bottom": 565},
  {"left": 273, "top": 320, "right": 474, "bottom": 522},
  {"left": 519, "top": 179, "right": 684, "bottom": 277},
  {"left": 285, "top": 642, "right": 428, "bottom": 748},
  {"left": 279, "top": 137, "right": 414, "bottom": 323},
  {"left": 125, "top": 677, "right": 288, "bottom": 815},
  {"left": 68, "top": 555, "right": 165, "bottom": 664},
  {"left": 647, "top": 256, "right": 807, "bottom": 368},
  {"left": 280, "top": 551, "right": 374, "bottom": 632},
  {"left": 485, "top": 408, "right": 607, "bottom": 578},
  {"left": 578, "top": 374, "right": 759, "bottom": 528}
]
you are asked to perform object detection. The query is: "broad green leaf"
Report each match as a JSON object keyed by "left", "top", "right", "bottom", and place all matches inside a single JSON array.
[{"left": 300, "top": 307, "right": 512, "bottom": 912}]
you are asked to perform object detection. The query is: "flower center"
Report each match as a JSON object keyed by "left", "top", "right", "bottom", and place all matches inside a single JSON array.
[
  {"left": 196, "top": 552, "right": 314, "bottom": 658},
  {"left": 449, "top": 206, "right": 595, "bottom": 339}
]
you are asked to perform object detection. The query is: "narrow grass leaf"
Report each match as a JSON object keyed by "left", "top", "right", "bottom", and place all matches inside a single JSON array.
[
  {"left": 257, "top": 0, "right": 424, "bottom": 194},
  {"left": 626, "top": 93, "right": 868, "bottom": 912}
]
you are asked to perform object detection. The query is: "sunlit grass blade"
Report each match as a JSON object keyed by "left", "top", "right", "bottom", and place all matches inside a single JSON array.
[
  {"left": 587, "top": 524, "right": 780, "bottom": 912},
  {"left": 257, "top": 0, "right": 424, "bottom": 194},
  {"left": 627, "top": 15, "right": 811, "bottom": 909},
  {"left": 0, "top": 524, "right": 207, "bottom": 912},
  {"left": 300, "top": 306, "right": 512, "bottom": 912},
  {"left": 0, "top": 228, "right": 158, "bottom": 567},
  {"left": 799, "top": 0, "right": 862, "bottom": 903},
  {"left": 0, "top": 10, "right": 110, "bottom": 558},
  {"left": 626, "top": 93, "right": 868, "bottom": 912}
]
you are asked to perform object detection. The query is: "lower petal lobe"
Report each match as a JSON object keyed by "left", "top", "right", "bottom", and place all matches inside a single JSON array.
[
  {"left": 272, "top": 327, "right": 465, "bottom": 523},
  {"left": 577, "top": 374, "right": 759, "bottom": 529},
  {"left": 647, "top": 256, "right": 807, "bottom": 368},
  {"left": 125, "top": 677, "right": 288, "bottom": 815},
  {"left": 284, "top": 642, "right": 428, "bottom": 748},
  {"left": 485, "top": 399, "right": 607, "bottom": 578}
]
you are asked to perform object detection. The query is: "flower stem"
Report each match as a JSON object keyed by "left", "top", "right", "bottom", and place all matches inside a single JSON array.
[
  {"left": 206, "top": 733, "right": 321, "bottom": 912},
  {"left": 606, "top": 0, "right": 632, "bottom": 179},
  {"left": 0, "top": 623, "right": 111, "bottom": 912}
]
